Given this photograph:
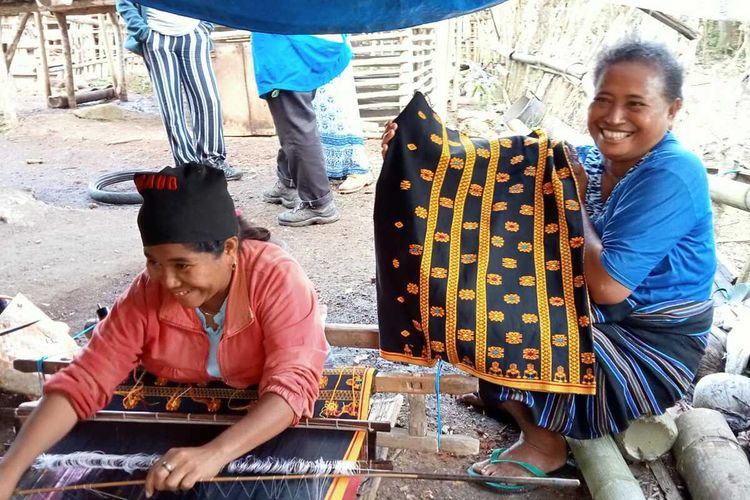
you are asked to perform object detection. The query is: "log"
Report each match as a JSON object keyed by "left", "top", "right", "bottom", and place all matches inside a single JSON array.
[
  {"left": 48, "top": 88, "right": 116, "bottom": 108},
  {"left": 614, "top": 413, "right": 678, "bottom": 462},
  {"left": 695, "top": 326, "right": 728, "bottom": 382},
  {"left": 673, "top": 408, "right": 750, "bottom": 500},
  {"left": 725, "top": 306, "right": 750, "bottom": 375},
  {"left": 708, "top": 174, "right": 750, "bottom": 212},
  {"left": 693, "top": 373, "right": 750, "bottom": 432},
  {"left": 567, "top": 435, "right": 646, "bottom": 500}
]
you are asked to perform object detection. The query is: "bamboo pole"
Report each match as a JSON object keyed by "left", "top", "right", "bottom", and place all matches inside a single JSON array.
[
  {"left": 614, "top": 414, "right": 678, "bottom": 462},
  {"left": 4, "top": 12, "right": 32, "bottom": 69},
  {"left": 708, "top": 174, "right": 750, "bottom": 211},
  {"left": 33, "top": 12, "right": 52, "bottom": 100},
  {"left": 53, "top": 12, "right": 77, "bottom": 109},
  {"left": 673, "top": 408, "right": 750, "bottom": 500},
  {"left": 567, "top": 435, "right": 646, "bottom": 500}
]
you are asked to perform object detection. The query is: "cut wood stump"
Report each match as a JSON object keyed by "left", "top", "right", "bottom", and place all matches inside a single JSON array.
[
  {"left": 673, "top": 408, "right": 750, "bottom": 500},
  {"left": 614, "top": 413, "right": 678, "bottom": 462}
]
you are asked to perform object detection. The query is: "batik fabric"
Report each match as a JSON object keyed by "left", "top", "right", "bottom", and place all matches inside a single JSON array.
[{"left": 375, "top": 92, "right": 594, "bottom": 396}]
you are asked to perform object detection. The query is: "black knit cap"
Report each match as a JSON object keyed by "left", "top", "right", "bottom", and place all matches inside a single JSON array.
[{"left": 135, "top": 164, "right": 239, "bottom": 247}]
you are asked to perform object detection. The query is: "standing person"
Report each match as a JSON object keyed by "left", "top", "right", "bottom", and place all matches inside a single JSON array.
[
  {"left": 312, "top": 62, "right": 374, "bottom": 194},
  {"left": 0, "top": 164, "right": 327, "bottom": 498},
  {"left": 382, "top": 39, "right": 715, "bottom": 489},
  {"left": 255, "top": 34, "right": 351, "bottom": 226},
  {"left": 116, "top": 1, "right": 243, "bottom": 180}
]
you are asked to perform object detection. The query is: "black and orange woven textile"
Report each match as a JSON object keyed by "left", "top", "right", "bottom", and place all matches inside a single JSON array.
[{"left": 375, "top": 92, "right": 595, "bottom": 395}]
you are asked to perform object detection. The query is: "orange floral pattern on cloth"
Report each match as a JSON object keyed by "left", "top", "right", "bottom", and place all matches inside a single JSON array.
[
  {"left": 110, "top": 366, "right": 376, "bottom": 420},
  {"left": 374, "top": 92, "right": 594, "bottom": 395}
]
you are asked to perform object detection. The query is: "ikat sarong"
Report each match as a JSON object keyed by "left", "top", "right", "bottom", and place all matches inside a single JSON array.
[{"left": 375, "top": 92, "right": 595, "bottom": 395}]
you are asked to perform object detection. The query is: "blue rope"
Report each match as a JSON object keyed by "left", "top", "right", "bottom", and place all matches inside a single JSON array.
[
  {"left": 36, "top": 355, "right": 49, "bottom": 393},
  {"left": 72, "top": 322, "right": 96, "bottom": 340},
  {"left": 435, "top": 358, "right": 444, "bottom": 450}
]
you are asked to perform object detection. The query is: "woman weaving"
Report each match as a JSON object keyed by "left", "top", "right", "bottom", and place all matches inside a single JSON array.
[
  {"left": 0, "top": 165, "right": 328, "bottom": 497},
  {"left": 381, "top": 39, "right": 715, "bottom": 489}
]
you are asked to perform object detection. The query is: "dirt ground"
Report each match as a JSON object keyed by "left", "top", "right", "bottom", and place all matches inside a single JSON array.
[{"left": 1, "top": 79, "right": 747, "bottom": 499}]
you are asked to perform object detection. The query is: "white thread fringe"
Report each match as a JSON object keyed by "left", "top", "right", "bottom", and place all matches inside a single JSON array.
[{"left": 34, "top": 452, "right": 360, "bottom": 476}]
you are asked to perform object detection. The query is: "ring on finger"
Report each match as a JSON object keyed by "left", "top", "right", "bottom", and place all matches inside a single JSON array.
[{"left": 162, "top": 461, "right": 174, "bottom": 473}]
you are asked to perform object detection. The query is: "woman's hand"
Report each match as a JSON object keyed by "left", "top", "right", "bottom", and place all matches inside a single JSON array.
[
  {"left": 565, "top": 143, "right": 588, "bottom": 202},
  {"left": 380, "top": 120, "right": 398, "bottom": 159},
  {"left": 144, "top": 444, "right": 227, "bottom": 497}
]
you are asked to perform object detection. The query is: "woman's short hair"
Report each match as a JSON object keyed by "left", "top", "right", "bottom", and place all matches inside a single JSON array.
[{"left": 594, "top": 39, "right": 683, "bottom": 101}]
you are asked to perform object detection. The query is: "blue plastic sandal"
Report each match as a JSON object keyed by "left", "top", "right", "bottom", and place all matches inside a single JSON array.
[{"left": 467, "top": 448, "right": 547, "bottom": 492}]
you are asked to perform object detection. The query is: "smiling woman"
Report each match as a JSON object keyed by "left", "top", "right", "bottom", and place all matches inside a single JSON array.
[
  {"left": 379, "top": 38, "right": 716, "bottom": 492},
  {"left": 0, "top": 164, "right": 328, "bottom": 498}
]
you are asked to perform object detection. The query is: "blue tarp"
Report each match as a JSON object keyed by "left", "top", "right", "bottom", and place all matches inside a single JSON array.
[{"left": 136, "top": 1, "right": 508, "bottom": 34}]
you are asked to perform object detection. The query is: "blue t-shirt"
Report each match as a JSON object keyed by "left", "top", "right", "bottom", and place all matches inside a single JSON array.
[
  {"left": 577, "top": 132, "right": 716, "bottom": 305},
  {"left": 251, "top": 34, "right": 352, "bottom": 97}
]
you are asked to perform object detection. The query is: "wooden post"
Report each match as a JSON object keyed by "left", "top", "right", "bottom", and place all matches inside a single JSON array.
[
  {"left": 53, "top": 12, "right": 77, "bottom": 109},
  {"left": 33, "top": 12, "right": 52, "bottom": 101},
  {"left": 99, "top": 14, "right": 118, "bottom": 93},
  {"left": 567, "top": 435, "right": 646, "bottom": 500},
  {"left": 4, "top": 12, "right": 32, "bottom": 70},
  {"left": 407, "top": 394, "right": 427, "bottom": 437},
  {"left": 108, "top": 9, "right": 127, "bottom": 101},
  {"left": 673, "top": 408, "right": 750, "bottom": 500}
]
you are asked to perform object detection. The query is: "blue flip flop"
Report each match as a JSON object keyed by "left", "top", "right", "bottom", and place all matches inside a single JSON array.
[{"left": 467, "top": 448, "right": 547, "bottom": 492}]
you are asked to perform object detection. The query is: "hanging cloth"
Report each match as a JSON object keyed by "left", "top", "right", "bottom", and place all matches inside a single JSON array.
[
  {"left": 375, "top": 92, "right": 595, "bottom": 396},
  {"left": 136, "top": 0, "right": 509, "bottom": 34}
]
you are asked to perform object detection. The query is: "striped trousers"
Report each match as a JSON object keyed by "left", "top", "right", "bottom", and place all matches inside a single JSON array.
[
  {"left": 479, "top": 299, "right": 712, "bottom": 439},
  {"left": 142, "top": 24, "right": 226, "bottom": 167}
]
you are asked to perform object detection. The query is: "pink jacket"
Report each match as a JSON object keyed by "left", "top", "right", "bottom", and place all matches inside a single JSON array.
[{"left": 45, "top": 240, "right": 328, "bottom": 424}]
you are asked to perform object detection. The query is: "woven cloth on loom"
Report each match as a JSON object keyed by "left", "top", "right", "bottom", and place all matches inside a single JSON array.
[
  {"left": 18, "top": 366, "right": 375, "bottom": 499},
  {"left": 375, "top": 92, "right": 595, "bottom": 395}
]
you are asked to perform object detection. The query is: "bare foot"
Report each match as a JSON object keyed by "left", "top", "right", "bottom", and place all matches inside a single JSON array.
[
  {"left": 457, "top": 392, "right": 485, "bottom": 409},
  {"left": 472, "top": 432, "right": 567, "bottom": 480}
]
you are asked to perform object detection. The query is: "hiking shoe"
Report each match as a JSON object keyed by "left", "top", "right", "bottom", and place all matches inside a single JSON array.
[
  {"left": 338, "top": 171, "right": 374, "bottom": 194},
  {"left": 213, "top": 161, "right": 243, "bottom": 181},
  {"left": 278, "top": 201, "right": 340, "bottom": 227},
  {"left": 263, "top": 181, "right": 300, "bottom": 208}
]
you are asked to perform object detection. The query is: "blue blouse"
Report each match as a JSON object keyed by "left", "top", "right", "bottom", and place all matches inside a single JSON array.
[
  {"left": 195, "top": 298, "right": 228, "bottom": 379},
  {"left": 576, "top": 131, "right": 716, "bottom": 305}
]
